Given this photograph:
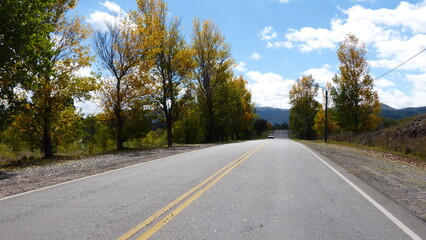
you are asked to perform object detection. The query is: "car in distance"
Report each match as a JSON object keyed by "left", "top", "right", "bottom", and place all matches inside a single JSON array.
[{"left": 268, "top": 134, "right": 274, "bottom": 139}]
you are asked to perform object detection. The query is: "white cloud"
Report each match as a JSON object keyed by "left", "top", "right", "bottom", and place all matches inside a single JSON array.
[
  {"left": 302, "top": 64, "right": 334, "bottom": 86},
  {"left": 278, "top": 0, "right": 290, "bottom": 3},
  {"left": 88, "top": 1, "right": 127, "bottom": 32},
  {"left": 258, "top": 26, "right": 277, "bottom": 41},
  {"left": 246, "top": 71, "right": 295, "bottom": 109},
  {"left": 100, "top": 1, "right": 124, "bottom": 15},
  {"left": 235, "top": 62, "right": 248, "bottom": 72},
  {"left": 267, "top": 2, "right": 426, "bottom": 57},
  {"left": 249, "top": 52, "right": 262, "bottom": 60},
  {"left": 376, "top": 73, "right": 426, "bottom": 108},
  {"left": 407, "top": 73, "right": 426, "bottom": 107},
  {"left": 374, "top": 78, "right": 396, "bottom": 88},
  {"left": 88, "top": 11, "right": 119, "bottom": 31},
  {"left": 266, "top": 41, "right": 293, "bottom": 49},
  {"left": 376, "top": 88, "right": 413, "bottom": 109},
  {"left": 285, "top": 27, "right": 341, "bottom": 52}
]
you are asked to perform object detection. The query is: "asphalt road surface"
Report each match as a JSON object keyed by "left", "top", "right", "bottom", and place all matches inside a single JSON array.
[{"left": 1, "top": 131, "right": 425, "bottom": 239}]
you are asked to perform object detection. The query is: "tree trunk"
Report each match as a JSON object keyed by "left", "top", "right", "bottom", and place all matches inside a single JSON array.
[
  {"left": 167, "top": 122, "right": 173, "bottom": 147},
  {"left": 42, "top": 117, "right": 53, "bottom": 158},
  {"left": 116, "top": 114, "right": 124, "bottom": 150},
  {"left": 166, "top": 112, "right": 173, "bottom": 147},
  {"left": 208, "top": 105, "right": 215, "bottom": 143}
]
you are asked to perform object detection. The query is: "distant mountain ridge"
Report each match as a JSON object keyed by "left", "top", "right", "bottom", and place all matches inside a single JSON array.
[
  {"left": 255, "top": 107, "right": 290, "bottom": 125},
  {"left": 380, "top": 104, "right": 426, "bottom": 120},
  {"left": 255, "top": 104, "right": 426, "bottom": 124}
]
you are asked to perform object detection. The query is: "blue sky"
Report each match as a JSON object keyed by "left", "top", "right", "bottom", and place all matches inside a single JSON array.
[{"left": 74, "top": 0, "right": 426, "bottom": 112}]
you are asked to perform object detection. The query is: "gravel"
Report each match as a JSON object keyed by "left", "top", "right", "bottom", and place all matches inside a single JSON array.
[
  {"left": 0, "top": 145, "right": 214, "bottom": 198},
  {"left": 303, "top": 141, "right": 426, "bottom": 222}
]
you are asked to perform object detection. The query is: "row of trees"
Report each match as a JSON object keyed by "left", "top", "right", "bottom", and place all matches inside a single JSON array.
[
  {"left": 289, "top": 34, "right": 381, "bottom": 139},
  {"left": 0, "top": 0, "right": 256, "bottom": 158}
]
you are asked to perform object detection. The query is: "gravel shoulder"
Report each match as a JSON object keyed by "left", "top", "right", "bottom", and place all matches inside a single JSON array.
[
  {"left": 0, "top": 145, "right": 214, "bottom": 199},
  {"left": 302, "top": 141, "right": 426, "bottom": 222}
]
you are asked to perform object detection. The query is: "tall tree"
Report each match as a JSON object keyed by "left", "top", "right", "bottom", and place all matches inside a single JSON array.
[
  {"left": 331, "top": 34, "right": 381, "bottom": 133},
  {"left": 215, "top": 76, "right": 255, "bottom": 140},
  {"left": 191, "top": 18, "right": 234, "bottom": 142},
  {"left": 289, "top": 75, "right": 319, "bottom": 140},
  {"left": 93, "top": 18, "right": 146, "bottom": 150},
  {"left": 150, "top": 12, "right": 195, "bottom": 147},
  {"left": 229, "top": 76, "right": 256, "bottom": 140},
  {"left": 10, "top": 1, "right": 97, "bottom": 157},
  {"left": 0, "top": 0, "right": 57, "bottom": 130}
]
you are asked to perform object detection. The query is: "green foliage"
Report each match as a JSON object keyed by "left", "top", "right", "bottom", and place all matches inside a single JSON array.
[
  {"left": 0, "top": 143, "right": 15, "bottom": 163},
  {"left": 253, "top": 119, "right": 269, "bottom": 137},
  {"left": 313, "top": 105, "right": 339, "bottom": 138},
  {"left": 81, "top": 115, "right": 116, "bottom": 154},
  {"left": 141, "top": 129, "right": 167, "bottom": 148},
  {"left": 192, "top": 18, "right": 235, "bottom": 142},
  {"left": 173, "top": 105, "right": 205, "bottom": 144},
  {"left": 0, "top": 0, "right": 57, "bottom": 111},
  {"left": 289, "top": 75, "right": 319, "bottom": 140},
  {"left": 150, "top": 11, "right": 195, "bottom": 147}
]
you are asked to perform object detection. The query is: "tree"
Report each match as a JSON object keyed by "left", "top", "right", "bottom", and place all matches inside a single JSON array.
[
  {"left": 10, "top": 1, "right": 97, "bottom": 157},
  {"left": 215, "top": 76, "right": 255, "bottom": 140},
  {"left": 289, "top": 75, "right": 319, "bottom": 140},
  {"left": 313, "top": 104, "right": 339, "bottom": 138},
  {"left": 150, "top": 9, "right": 195, "bottom": 147},
  {"left": 331, "top": 34, "right": 381, "bottom": 133},
  {"left": 93, "top": 18, "right": 146, "bottom": 150},
  {"left": 253, "top": 119, "right": 268, "bottom": 137},
  {"left": 173, "top": 97, "right": 205, "bottom": 144},
  {"left": 0, "top": 0, "right": 57, "bottom": 130},
  {"left": 191, "top": 18, "right": 234, "bottom": 142}
]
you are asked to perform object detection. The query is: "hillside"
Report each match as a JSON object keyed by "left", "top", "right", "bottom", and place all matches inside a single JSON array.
[
  {"left": 255, "top": 104, "right": 426, "bottom": 124},
  {"left": 255, "top": 107, "right": 289, "bottom": 124},
  {"left": 381, "top": 104, "right": 426, "bottom": 120}
]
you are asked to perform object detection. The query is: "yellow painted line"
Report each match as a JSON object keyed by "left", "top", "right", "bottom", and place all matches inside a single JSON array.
[
  {"left": 135, "top": 142, "right": 268, "bottom": 240},
  {"left": 117, "top": 142, "right": 268, "bottom": 240}
]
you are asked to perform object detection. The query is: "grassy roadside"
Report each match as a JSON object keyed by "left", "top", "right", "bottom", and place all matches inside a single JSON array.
[{"left": 304, "top": 140, "right": 426, "bottom": 168}]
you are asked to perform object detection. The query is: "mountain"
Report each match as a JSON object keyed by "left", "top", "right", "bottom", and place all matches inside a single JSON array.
[
  {"left": 381, "top": 104, "right": 426, "bottom": 120},
  {"left": 255, "top": 107, "right": 290, "bottom": 125},
  {"left": 255, "top": 104, "right": 426, "bottom": 125}
]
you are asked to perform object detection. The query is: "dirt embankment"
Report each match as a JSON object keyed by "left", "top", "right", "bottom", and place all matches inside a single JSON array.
[{"left": 303, "top": 141, "right": 426, "bottom": 222}]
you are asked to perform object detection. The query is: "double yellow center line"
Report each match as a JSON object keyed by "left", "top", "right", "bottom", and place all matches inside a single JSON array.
[{"left": 118, "top": 142, "right": 269, "bottom": 240}]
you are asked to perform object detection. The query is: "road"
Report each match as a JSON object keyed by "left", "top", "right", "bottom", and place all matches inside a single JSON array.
[{"left": 1, "top": 130, "right": 425, "bottom": 239}]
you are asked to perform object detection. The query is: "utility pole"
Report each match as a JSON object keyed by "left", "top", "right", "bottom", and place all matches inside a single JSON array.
[{"left": 318, "top": 86, "right": 328, "bottom": 142}]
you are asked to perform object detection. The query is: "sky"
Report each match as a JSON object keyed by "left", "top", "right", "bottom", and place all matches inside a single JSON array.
[{"left": 73, "top": 0, "right": 426, "bottom": 113}]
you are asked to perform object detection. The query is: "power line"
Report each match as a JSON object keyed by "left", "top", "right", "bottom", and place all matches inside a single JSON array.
[{"left": 376, "top": 47, "right": 426, "bottom": 79}]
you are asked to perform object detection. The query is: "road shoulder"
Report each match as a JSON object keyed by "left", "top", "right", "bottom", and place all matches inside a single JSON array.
[{"left": 301, "top": 141, "right": 426, "bottom": 223}]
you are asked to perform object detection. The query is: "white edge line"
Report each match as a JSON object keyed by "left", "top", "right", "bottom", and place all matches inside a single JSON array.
[
  {"left": 0, "top": 146, "right": 211, "bottom": 202},
  {"left": 297, "top": 142, "right": 422, "bottom": 240}
]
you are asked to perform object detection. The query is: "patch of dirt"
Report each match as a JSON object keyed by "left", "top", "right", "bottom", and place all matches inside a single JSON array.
[
  {"left": 0, "top": 145, "right": 214, "bottom": 199},
  {"left": 303, "top": 141, "right": 426, "bottom": 222},
  {"left": 396, "top": 114, "right": 426, "bottom": 138}
]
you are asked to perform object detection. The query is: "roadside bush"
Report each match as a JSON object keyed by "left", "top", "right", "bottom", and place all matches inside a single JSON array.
[
  {"left": 0, "top": 143, "right": 15, "bottom": 164},
  {"left": 141, "top": 129, "right": 167, "bottom": 148}
]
